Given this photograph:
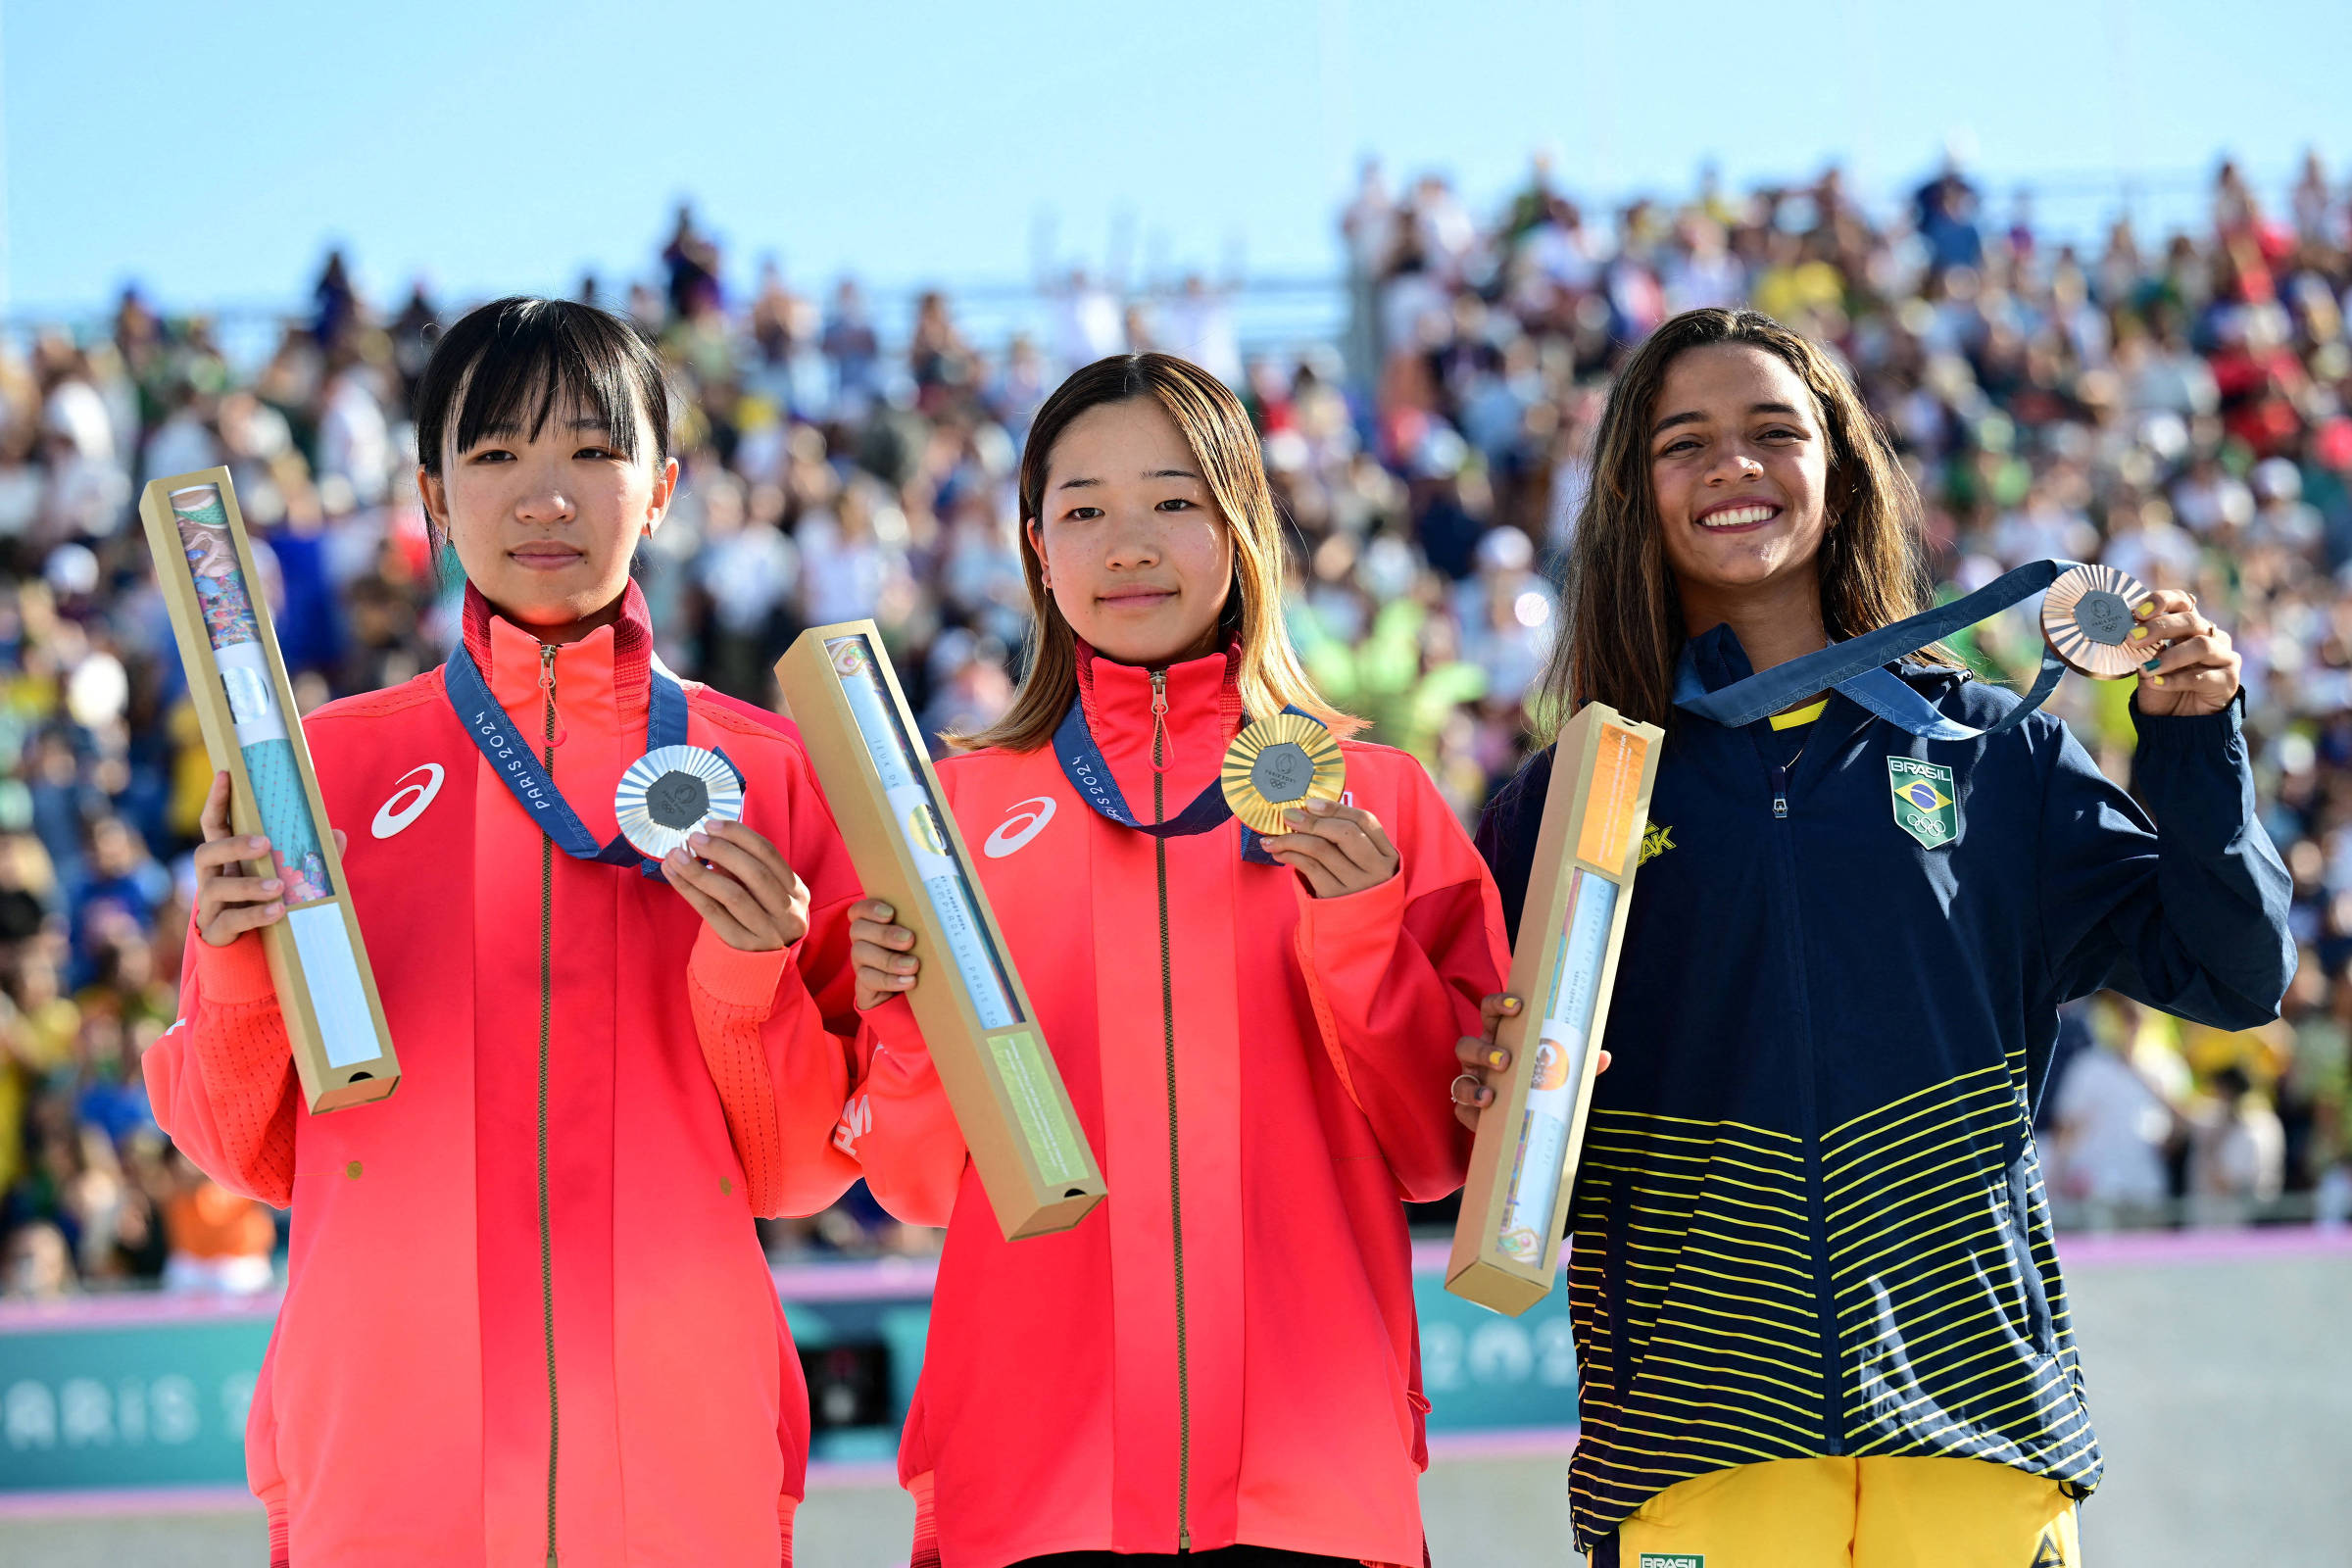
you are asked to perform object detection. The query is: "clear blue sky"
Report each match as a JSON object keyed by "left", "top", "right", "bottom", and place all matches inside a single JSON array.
[{"left": 14, "top": 0, "right": 2352, "bottom": 315}]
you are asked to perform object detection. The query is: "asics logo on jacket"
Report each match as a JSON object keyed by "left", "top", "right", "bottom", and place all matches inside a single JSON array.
[
  {"left": 983, "top": 796, "right": 1057, "bottom": 858},
  {"left": 370, "top": 763, "right": 444, "bottom": 839}
]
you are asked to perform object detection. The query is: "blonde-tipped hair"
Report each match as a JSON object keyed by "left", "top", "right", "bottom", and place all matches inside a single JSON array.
[{"left": 954, "top": 353, "right": 1356, "bottom": 753}]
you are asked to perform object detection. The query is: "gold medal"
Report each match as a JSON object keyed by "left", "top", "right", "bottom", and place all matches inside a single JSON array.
[
  {"left": 2040, "top": 563, "right": 2151, "bottom": 679},
  {"left": 1220, "top": 713, "right": 1345, "bottom": 836}
]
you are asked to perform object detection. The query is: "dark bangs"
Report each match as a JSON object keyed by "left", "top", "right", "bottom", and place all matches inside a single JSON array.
[{"left": 414, "top": 296, "right": 670, "bottom": 475}]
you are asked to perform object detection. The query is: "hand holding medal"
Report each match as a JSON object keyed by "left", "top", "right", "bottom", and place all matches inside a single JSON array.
[
  {"left": 2040, "top": 564, "right": 2239, "bottom": 714},
  {"left": 1223, "top": 715, "right": 1397, "bottom": 897},
  {"left": 2120, "top": 586, "right": 2241, "bottom": 716},
  {"left": 1258, "top": 799, "right": 1399, "bottom": 897},
  {"left": 615, "top": 746, "right": 808, "bottom": 952},
  {"left": 660, "top": 819, "right": 810, "bottom": 952}
]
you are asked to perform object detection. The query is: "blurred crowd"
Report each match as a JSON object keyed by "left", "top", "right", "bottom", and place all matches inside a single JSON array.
[{"left": 7, "top": 149, "right": 2352, "bottom": 1298}]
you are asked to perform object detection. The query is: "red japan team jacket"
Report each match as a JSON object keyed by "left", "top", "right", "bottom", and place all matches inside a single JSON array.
[
  {"left": 841, "top": 645, "right": 1509, "bottom": 1568},
  {"left": 146, "top": 584, "right": 864, "bottom": 1566}
]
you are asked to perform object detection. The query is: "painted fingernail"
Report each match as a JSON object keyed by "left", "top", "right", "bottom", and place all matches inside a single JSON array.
[
  {"left": 2129, "top": 626, "right": 2147, "bottom": 640},
  {"left": 2142, "top": 657, "right": 2164, "bottom": 672},
  {"left": 2151, "top": 675, "right": 2166, "bottom": 686},
  {"left": 1486, "top": 1048, "right": 1509, "bottom": 1070},
  {"left": 2136, "top": 601, "right": 2155, "bottom": 617},
  {"left": 1502, "top": 996, "right": 1522, "bottom": 1012}
]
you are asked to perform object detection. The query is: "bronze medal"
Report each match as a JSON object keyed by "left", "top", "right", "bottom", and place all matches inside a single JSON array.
[{"left": 2040, "top": 563, "right": 2152, "bottom": 679}]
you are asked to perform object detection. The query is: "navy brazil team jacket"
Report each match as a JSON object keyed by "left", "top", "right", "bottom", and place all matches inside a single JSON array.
[{"left": 1476, "top": 622, "right": 2293, "bottom": 1548}]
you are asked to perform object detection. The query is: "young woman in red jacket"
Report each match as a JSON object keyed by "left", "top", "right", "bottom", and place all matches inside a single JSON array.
[
  {"left": 840, "top": 353, "right": 1510, "bottom": 1568},
  {"left": 150, "top": 297, "right": 864, "bottom": 1566}
]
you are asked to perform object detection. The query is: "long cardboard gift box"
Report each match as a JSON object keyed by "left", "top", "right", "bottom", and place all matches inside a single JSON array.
[
  {"left": 776, "top": 622, "right": 1105, "bottom": 1240},
  {"left": 139, "top": 467, "right": 399, "bottom": 1112},
  {"left": 1446, "top": 702, "right": 1661, "bottom": 1314}
]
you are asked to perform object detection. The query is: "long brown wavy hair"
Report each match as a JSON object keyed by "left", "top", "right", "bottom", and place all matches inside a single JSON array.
[
  {"left": 1533, "top": 308, "right": 1951, "bottom": 737},
  {"left": 953, "top": 353, "right": 1354, "bottom": 753}
]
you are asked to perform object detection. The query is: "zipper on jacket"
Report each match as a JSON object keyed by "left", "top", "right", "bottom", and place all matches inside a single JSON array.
[
  {"left": 1759, "top": 737, "right": 1845, "bottom": 1451},
  {"left": 538, "top": 642, "right": 562, "bottom": 1568},
  {"left": 1152, "top": 668, "right": 1193, "bottom": 1552}
]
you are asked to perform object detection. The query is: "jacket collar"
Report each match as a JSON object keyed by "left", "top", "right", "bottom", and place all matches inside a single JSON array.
[
  {"left": 1685, "top": 620, "right": 1758, "bottom": 696},
  {"left": 463, "top": 579, "right": 655, "bottom": 728},
  {"left": 1074, "top": 638, "right": 1244, "bottom": 779}
]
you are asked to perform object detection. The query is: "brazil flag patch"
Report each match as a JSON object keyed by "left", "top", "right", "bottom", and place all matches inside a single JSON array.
[{"left": 1887, "top": 757, "right": 1957, "bottom": 849}]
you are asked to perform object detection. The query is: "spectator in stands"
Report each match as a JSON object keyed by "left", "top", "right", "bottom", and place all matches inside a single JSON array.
[
  {"left": 2053, "top": 1007, "right": 2183, "bottom": 1226},
  {"left": 2187, "top": 1063, "right": 2289, "bottom": 1224},
  {"left": 160, "top": 1149, "right": 274, "bottom": 1295},
  {"left": 662, "top": 204, "right": 724, "bottom": 320},
  {"left": 3, "top": 1218, "right": 74, "bottom": 1298},
  {"left": 1914, "top": 156, "right": 1985, "bottom": 276}
]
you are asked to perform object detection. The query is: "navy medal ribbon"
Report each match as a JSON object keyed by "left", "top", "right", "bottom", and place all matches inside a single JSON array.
[
  {"left": 442, "top": 643, "right": 729, "bottom": 878},
  {"left": 1053, "top": 696, "right": 1322, "bottom": 864},
  {"left": 1674, "top": 558, "right": 2079, "bottom": 742}
]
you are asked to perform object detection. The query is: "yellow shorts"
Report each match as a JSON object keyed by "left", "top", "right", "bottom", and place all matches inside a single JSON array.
[{"left": 1593, "top": 1455, "right": 2082, "bottom": 1567}]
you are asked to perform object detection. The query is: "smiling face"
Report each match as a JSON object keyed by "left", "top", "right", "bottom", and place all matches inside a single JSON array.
[
  {"left": 1026, "top": 397, "right": 1235, "bottom": 666},
  {"left": 1647, "top": 342, "right": 1833, "bottom": 614},
  {"left": 418, "top": 387, "right": 678, "bottom": 636}
]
